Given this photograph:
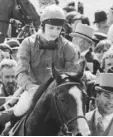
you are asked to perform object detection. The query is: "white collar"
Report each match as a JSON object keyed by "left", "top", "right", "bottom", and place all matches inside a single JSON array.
[{"left": 96, "top": 108, "right": 113, "bottom": 122}]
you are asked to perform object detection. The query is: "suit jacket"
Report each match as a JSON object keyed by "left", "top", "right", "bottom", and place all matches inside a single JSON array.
[{"left": 86, "top": 110, "right": 113, "bottom": 136}]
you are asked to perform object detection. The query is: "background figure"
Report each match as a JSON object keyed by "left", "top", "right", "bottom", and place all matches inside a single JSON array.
[
  {"left": 70, "top": 23, "right": 94, "bottom": 56},
  {"left": 94, "top": 39, "right": 112, "bottom": 64},
  {"left": 77, "top": 1, "right": 84, "bottom": 14},
  {"left": 92, "top": 32, "right": 107, "bottom": 47},
  {"left": 71, "top": 14, "right": 90, "bottom": 32},
  {"left": 86, "top": 73, "right": 113, "bottom": 136},
  {"left": 0, "top": 59, "right": 17, "bottom": 105},
  {"left": 0, "top": 43, "right": 12, "bottom": 62},
  {"left": 6, "top": 39, "right": 20, "bottom": 61},
  {"left": 93, "top": 10, "right": 109, "bottom": 35},
  {"left": 101, "top": 50, "right": 113, "bottom": 73}
]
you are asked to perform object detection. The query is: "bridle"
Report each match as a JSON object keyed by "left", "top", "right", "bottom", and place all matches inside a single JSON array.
[
  {"left": 15, "top": 0, "right": 32, "bottom": 24},
  {"left": 0, "top": 0, "right": 33, "bottom": 38},
  {"left": 0, "top": 0, "right": 32, "bottom": 25},
  {"left": 53, "top": 82, "right": 86, "bottom": 136}
]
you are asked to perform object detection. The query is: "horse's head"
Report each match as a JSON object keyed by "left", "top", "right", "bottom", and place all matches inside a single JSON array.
[
  {"left": 51, "top": 61, "right": 90, "bottom": 136},
  {"left": 12, "top": 0, "right": 40, "bottom": 26}
]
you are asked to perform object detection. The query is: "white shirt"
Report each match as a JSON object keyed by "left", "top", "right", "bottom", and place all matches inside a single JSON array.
[{"left": 95, "top": 108, "right": 113, "bottom": 130}]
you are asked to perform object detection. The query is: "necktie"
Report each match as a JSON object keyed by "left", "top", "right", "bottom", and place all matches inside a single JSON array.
[{"left": 97, "top": 117, "right": 104, "bottom": 136}]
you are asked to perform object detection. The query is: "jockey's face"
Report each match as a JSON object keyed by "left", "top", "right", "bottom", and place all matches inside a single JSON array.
[
  {"left": 1, "top": 67, "right": 16, "bottom": 95},
  {"left": 104, "top": 58, "right": 113, "bottom": 72},
  {"left": 96, "top": 91, "right": 113, "bottom": 116},
  {"left": 43, "top": 24, "right": 62, "bottom": 41}
]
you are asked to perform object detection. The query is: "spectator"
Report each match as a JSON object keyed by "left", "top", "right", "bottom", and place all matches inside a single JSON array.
[
  {"left": 92, "top": 32, "right": 107, "bottom": 47},
  {"left": 86, "top": 73, "right": 113, "bottom": 136},
  {"left": 82, "top": 16, "right": 90, "bottom": 26},
  {"left": 94, "top": 10, "right": 109, "bottom": 34},
  {"left": 101, "top": 49, "right": 113, "bottom": 72},
  {"left": 71, "top": 15, "right": 90, "bottom": 32},
  {"left": 0, "top": 43, "right": 12, "bottom": 62},
  {"left": 6, "top": 39, "right": 20, "bottom": 61},
  {"left": 63, "top": 1, "right": 76, "bottom": 14},
  {"left": 70, "top": 23, "right": 94, "bottom": 54},
  {"left": 0, "top": 59, "right": 17, "bottom": 106},
  {"left": 94, "top": 39, "right": 112, "bottom": 63}
]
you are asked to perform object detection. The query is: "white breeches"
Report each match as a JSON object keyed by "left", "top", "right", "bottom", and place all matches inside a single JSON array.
[{"left": 13, "top": 90, "right": 35, "bottom": 117}]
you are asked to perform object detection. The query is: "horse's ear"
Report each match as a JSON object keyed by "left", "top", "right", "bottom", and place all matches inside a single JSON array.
[{"left": 52, "top": 63, "right": 62, "bottom": 85}]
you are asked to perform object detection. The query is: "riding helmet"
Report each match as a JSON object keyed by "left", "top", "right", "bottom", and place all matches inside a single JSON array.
[{"left": 40, "top": 5, "right": 66, "bottom": 26}]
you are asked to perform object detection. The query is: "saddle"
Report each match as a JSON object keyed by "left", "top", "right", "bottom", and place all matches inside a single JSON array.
[{"left": 9, "top": 114, "right": 28, "bottom": 136}]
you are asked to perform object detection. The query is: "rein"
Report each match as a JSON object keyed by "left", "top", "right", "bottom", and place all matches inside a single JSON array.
[{"left": 53, "top": 82, "right": 86, "bottom": 136}]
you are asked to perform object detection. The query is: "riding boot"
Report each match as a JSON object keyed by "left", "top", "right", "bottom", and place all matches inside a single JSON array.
[{"left": 0, "top": 109, "right": 14, "bottom": 125}]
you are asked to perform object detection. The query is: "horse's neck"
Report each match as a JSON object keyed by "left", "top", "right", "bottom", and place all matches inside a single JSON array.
[{"left": 0, "top": 0, "right": 14, "bottom": 43}]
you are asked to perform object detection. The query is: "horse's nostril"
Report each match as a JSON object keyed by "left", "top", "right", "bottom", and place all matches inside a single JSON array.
[{"left": 76, "top": 133, "right": 82, "bottom": 136}]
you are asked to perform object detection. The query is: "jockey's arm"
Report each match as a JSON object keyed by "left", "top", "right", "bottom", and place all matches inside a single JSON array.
[{"left": 16, "top": 37, "right": 39, "bottom": 91}]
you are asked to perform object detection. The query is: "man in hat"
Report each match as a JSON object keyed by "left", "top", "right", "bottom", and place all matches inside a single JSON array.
[
  {"left": 94, "top": 10, "right": 109, "bottom": 35},
  {"left": 69, "top": 23, "right": 95, "bottom": 64},
  {"left": 63, "top": 1, "right": 76, "bottom": 14},
  {"left": 86, "top": 73, "right": 113, "bottom": 136}
]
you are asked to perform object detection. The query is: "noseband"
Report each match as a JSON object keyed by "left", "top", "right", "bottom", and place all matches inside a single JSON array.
[{"left": 53, "top": 82, "right": 86, "bottom": 136}]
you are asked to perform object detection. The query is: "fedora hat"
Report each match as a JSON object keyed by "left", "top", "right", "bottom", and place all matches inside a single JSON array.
[
  {"left": 95, "top": 73, "right": 113, "bottom": 93},
  {"left": 69, "top": 23, "right": 94, "bottom": 43},
  {"left": 94, "top": 10, "right": 107, "bottom": 23}
]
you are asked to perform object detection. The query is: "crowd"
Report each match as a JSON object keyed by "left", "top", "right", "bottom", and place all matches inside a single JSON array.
[{"left": 0, "top": 0, "right": 112, "bottom": 135}]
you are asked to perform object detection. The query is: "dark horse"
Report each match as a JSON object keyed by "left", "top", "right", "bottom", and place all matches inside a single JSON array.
[
  {"left": 9, "top": 61, "right": 90, "bottom": 136},
  {"left": 0, "top": 0, "right": 40, "bottom": 43}
]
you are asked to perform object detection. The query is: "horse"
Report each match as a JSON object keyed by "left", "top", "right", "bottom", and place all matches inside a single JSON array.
[
  {"left": 0, "top": 0, "right": 40, "bottom": 43},
  {"left": 8, "top": 60, "right": 90, "bottom": 136}
]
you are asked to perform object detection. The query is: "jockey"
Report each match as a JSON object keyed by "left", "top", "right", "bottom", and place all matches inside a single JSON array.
[{"left": 0, "top": 5, "right": 79, "bottom": 125}]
